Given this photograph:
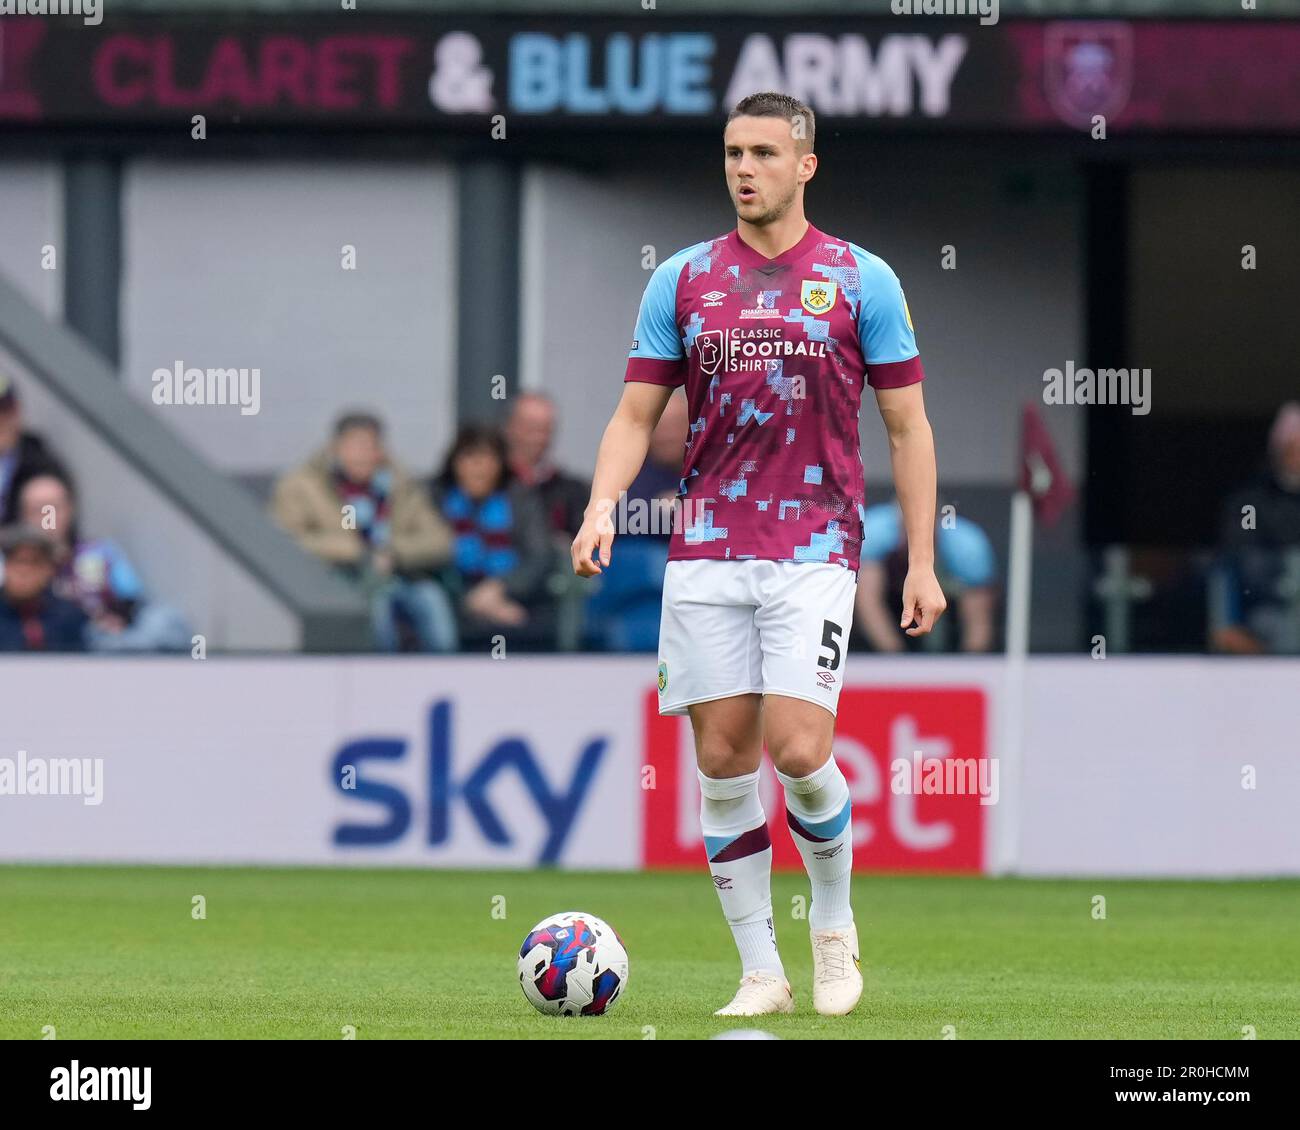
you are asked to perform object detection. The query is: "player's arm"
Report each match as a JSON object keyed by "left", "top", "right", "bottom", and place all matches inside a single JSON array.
[
  {"left": 571, "top": 382, "right": 674, "bottom": 576},
  {"left": 573, "top": 254, "right": 686, "bottom": 577},
  {"left": 875, "top": 383, "right": 946, "bottom": 636},
  {"left": 856, "top": 253, "right": 945, "bottom": 637}
]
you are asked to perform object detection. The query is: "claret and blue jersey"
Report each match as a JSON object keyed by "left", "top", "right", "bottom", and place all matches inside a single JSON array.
[{"left": 624, "top": 224, "right": 924, "bottom": 572}]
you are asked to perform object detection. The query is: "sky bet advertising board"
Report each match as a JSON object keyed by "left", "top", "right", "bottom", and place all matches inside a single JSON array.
[{"left": 3, "top": 656, "right": 1297, "bottom": 876}]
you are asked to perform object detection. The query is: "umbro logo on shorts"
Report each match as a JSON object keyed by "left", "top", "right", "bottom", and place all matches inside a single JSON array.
[{"left": 816, "top": 670, "right": 837, "bottom": 690}]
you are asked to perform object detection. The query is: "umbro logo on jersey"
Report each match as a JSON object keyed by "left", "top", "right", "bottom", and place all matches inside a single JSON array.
[{"left": 701, "top": 290, "right": 727, "bottom": 307}]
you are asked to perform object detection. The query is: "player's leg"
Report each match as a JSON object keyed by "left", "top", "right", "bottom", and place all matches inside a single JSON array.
[
  {"left": 689, "top": 694, "right": 792, "bottom": 1016},
  {"left": 764, "top": 695, "right": 852, "bottom": 928},
  {"left": 754, "top": 562, "right": 863, "bottom": 1016},
  {"left": 657, "top": 559, "right": 791, "bottom": 1015}
]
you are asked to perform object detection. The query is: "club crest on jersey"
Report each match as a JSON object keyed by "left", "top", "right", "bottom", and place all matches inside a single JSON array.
[{"left": 800, "top": 279, "right": 837, "bottom": 315}]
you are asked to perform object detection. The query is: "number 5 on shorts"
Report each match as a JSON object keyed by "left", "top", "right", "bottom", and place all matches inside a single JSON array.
[{"left": 818, "top": 620, "right": 843, "bottom": 671}]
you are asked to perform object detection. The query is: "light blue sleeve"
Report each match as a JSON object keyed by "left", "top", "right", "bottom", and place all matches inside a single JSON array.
[
  {"left": 850, "top": 245, "right": 920, "bottom": 365},
  {"left": 628, "top": 257, "right": 686, "bottom": 363},
  {"left": 938, "top": 519, "right": 997, "bottom": 587}
]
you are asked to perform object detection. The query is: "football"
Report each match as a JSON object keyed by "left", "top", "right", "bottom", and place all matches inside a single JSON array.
[{"left": 517, "top": 911, "right": 629, "bottom": 1016}]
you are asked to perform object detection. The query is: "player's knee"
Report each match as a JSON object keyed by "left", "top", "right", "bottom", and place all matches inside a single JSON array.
[
  {"left": 696, "top": 744, "right": 755, "bottom": 779},
  {"left": 691, "top": 712, "right": 761, "bottom": 778},
  {"left": 768, "top": 735, "right": 830, "bottom": 781},
  {"left": 694, "top": 724, "right": 761, "bottom": 778}
]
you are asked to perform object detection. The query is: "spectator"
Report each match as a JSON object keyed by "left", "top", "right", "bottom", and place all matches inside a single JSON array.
[
  {"left": 0, "top": 373, "right": 69, "bottom": 525},
  {"left": 272, "top": 412, "right": 457, "bottom": 653},
  {"left": 0, "top": 525, "right": 87, "bottom": 652},
  {"left": 1214, "top": 402, "right": 1300, "bottom": 654},
  {"left": 855, "top": 501, "right": 998, "bottom": 653},
  {"left": 431, "top": 424, "right": 556, "bottom": 648},
  {"left": 505, "top": 391, "right": 591, "bottom": 541},
  {"left": 14, "top": 473, "right": 191, "bottom": 653}
]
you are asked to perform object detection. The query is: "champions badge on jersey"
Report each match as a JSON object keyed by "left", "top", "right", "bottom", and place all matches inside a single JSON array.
[{"left": 800, "top": 279, "right": 838, "bottom": 314}]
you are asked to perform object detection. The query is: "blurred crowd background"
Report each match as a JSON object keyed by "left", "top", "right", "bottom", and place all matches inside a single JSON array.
[{"left": 5, "top": 365, "right": 1298, "bottom": 656}]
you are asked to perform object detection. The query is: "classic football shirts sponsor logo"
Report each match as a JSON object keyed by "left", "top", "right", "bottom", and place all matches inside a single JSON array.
[{"left": 692, "top": 327, "right": 829, "bottom": 376}]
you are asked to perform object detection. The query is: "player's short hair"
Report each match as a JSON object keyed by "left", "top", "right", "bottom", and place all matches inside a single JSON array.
[{"left": 726, "top": 92, "right": 815, "bottom": 153}]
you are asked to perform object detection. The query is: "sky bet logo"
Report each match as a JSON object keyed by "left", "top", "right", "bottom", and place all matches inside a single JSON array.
[{"left": 331, "top": 699, "right": 606, "bottom": 864}]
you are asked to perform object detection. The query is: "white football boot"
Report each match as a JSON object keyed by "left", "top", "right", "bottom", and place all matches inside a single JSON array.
[
  {"left": 713, "top": 972, "right": 795, "bottom": 1017},
  {"left": 811, "top": 924, "right": 863, "bottom": 1016}
]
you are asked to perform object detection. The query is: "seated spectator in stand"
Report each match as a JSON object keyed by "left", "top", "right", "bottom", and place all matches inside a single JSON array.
[
  {"left": 505, "top": 391, "right": 590, "bottom": 542},
  {"left": 0, "top": 525, "right": 87, "bottom": 652},
  {"left": 431, "top": 424, "right": 556, "bottom": 649},
  {"left": 13, "top": 473, "right": 191, "bottom": 652},
  {"left": 272, "top": 411, "right": 457, "bottom": 653},
  {"left": 0, "top": 373, "right": 69, "bottom": 525},
  {"left": 1214, "top": 402, "right": 1300, "bottom": 654},
  {"left": 855, "top": 501, "right": 997, "bottom": 653}
]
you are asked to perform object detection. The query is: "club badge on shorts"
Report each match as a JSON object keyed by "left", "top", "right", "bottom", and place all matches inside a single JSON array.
[
  {"left": 657, "top": 662, "right": 668, "bottom": 694},
  {"left": 800, "top": 279, "right": 837, "bottom": 315}
]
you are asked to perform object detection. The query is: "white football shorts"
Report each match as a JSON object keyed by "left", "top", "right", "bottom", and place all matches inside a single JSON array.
[{"left": 655, "top": 558, "right": 858, "bottom": 718}]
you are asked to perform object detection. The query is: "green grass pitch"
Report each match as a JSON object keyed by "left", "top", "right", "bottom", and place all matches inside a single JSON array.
[{"left": 1, "top": 866, "right": 1296, "bottom": 1040}]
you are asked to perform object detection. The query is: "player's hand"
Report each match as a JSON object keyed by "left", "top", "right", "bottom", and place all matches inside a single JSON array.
[
  {"left": 900, "top": 567, "right": 947, "bottom": 637},
  {"left": 571, "top": 500, "right": 616, "bottom": 577}
]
